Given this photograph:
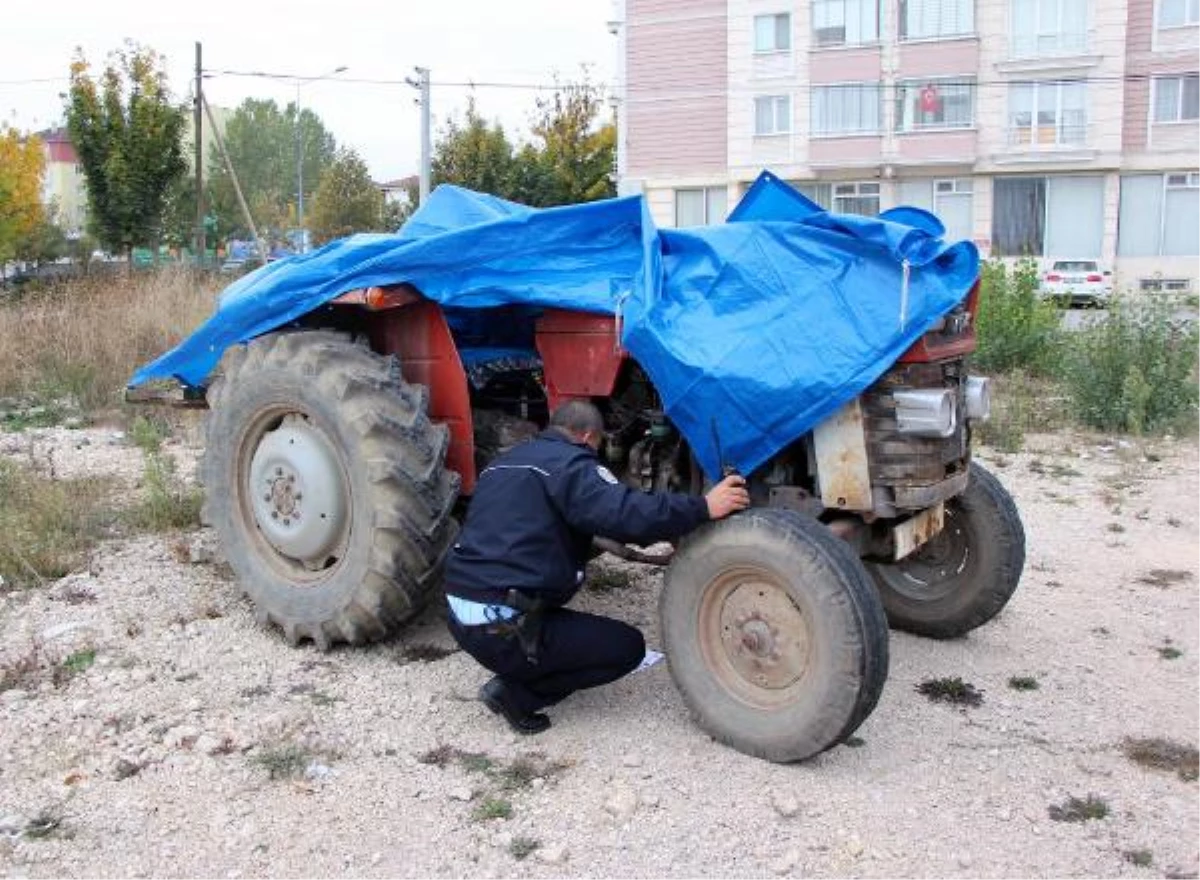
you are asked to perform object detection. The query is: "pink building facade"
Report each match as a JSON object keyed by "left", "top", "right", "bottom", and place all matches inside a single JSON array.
[{"left": 614, "top": 0, "right": 1199, "bottom": 291}]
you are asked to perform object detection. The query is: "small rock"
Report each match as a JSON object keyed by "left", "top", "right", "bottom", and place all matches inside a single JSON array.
[
  {"left": 304, "top": 762, "right": 333, "bottom": 781},
  {"left": 40, "top": 621, "right": 95, "bottom": 643},
  {"left": 1, "top": 689, "right": 29, "bottom": 704},
  {"left": 997, "top": 807, "right": 1013, "bottom": 821},
  {"left": 958, "top": 854, "right": 973, "bottom": 869},
  {"left": 642, "top": 792, "right": 660, "bottom": 808},
  {"left": 603, "top": 785, "right": 639, "bottom": 821},
  {"left": 195, "top": 735, "right": 223, "bottom": 756},
  {"left": 537, "top": 843, "right": 568, "bottom": 864},
  {"left": 771, "top": 848, "right": 800, "bottom": 875},
  {"left": 621, "top": 753, "right": 643, "bottom": 768},
  {"left": 449, "top": 787, "right": 473, "bottom": 802},
  {"left": 188, "top": 535, "right": 217, "bottom": 564},
  {"left": 772, "top": 792, "right": 801, "bottom": 818},
  {"left": 0, "top": 814, "right": 24, "bottom": 836},
  {"left": 531, "top": 777, "right": 545, "bottom": 790},
  {"left": 113, "top": 758, "right": 143, "bottom": 780},
  {"left": 165, "top": 725, "right": 200, "bottom": 749},
  {"left": 846, "top": 836, "right": 864, "bottom": 858}
]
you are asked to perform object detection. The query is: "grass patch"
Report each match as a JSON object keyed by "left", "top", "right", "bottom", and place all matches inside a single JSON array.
[
  {"left": 974, "top": 259, "right": 1064, "bottom": 376},
  {"left": 1158, "top": 644, "right": 1183, "bottom": 660},
  {"left": 0, "top": 270, "right": 217, "bottom": 416},
  {"left": 1048, "top": 794, "right": 1110, "bottom": 823},
  {"left": 59, "top": 648, "right": 96, "bottom": 679},
  {"left": 398, "top": 643, "right": 457, "bottom": 663},
  {"left": 972, "top": 371, "right": 1071, "bottom": 453},
  {"left": 844, "top": 736, "right": 866, "bottom": 748},
  {"left": 1122, "top": 737, "right": 1199, "bottom": 781},
  {"left": 472, "top": 796, "right": 512, "bottom": 822},
  {"left": 250, "top": 744, "right": 311, "bottom": 781},
  {"left": 508, "top": 836, "right": 540, "bottom": 860},
  {"left": 1008, "top": 675, "right": 1040, "bottom": 691},
  {"left": 23, "top": 807, "right": 67, "bottom": 840},
  {"left": 916, "top": 676, "right": 984, "bottom": 707},
  {"left": 128, "top": 414, "right": 169, "bottom": 454},
  {"left": 1059, "top": 296, "right": 1199, "bottom": 435},
  {"left": 1123, "top": 849, "right": 1153, "bottom": 868},
  {"left": 122, "top": 451, "right": 202, "bottom": 532},
  {"left": 587, "top": 566, "right": 636, "bottom": 591},
  {"left": 1138, "top": 569, "right": 1194, "bottom": 588},
  {"left": 0, "top": 458, "right": 117, "bottom": 588}
]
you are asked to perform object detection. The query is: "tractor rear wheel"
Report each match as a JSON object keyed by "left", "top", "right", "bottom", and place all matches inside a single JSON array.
[
  {"left": 660, "top": 509, "right": 889, "bottom": 763},
  {"left": 868, "top": 463, "right": 1025, "bottom": 639},
  {"left": 201, "top": 330, "right": 459, "bottom": 648}
]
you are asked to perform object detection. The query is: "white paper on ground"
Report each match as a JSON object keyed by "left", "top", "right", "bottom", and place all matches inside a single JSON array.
[{"left": 634, "top": 649, "right": 664, "bottom": 673}]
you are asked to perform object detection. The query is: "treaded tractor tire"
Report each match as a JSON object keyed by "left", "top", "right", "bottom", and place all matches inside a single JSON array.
[
  {"left": 869, "top": 463, "right": 1025, "bottom": 639},
  {"left": 201, "top": 330, "right": 459, "bottom": 648},
  {"left": 660, "top": 509, "right": 889, "bottom": 763}
]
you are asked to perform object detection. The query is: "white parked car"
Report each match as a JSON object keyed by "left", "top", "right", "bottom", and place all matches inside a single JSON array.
[{"left": 1039, "top": 260, "right": 1113, "bottom": 307}]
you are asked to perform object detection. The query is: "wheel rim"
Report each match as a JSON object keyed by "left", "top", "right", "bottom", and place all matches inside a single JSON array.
[
  {"left": 876, "top": 506, "right": 969, "bottom": 602},
  {"left": 697, "top": 565, "right": 814, "bottom": 709},
  {"left": 239, "top": 410, "right": 351, "bottom": 580}
]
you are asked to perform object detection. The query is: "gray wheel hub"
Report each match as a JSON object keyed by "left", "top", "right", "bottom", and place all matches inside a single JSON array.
[{"left": 248, "top": 415, "right": 348, "bottom": 566}]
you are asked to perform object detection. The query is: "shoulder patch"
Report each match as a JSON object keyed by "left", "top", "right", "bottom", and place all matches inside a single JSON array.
[{"left": 596, "top": 465, "right": 619, "bottom": 485}]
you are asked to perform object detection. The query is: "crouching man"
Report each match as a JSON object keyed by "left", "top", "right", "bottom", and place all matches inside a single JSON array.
[{"left": 444, "top": 400, "right": 750, "bottom": 734}]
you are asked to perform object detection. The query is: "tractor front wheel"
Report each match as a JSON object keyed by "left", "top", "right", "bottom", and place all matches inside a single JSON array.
[
  {"left": 868, "top": 463, "right": 1025, "bottom": 639},
  {"left": 660, "top": 509, "right": 889, "bottom": 763}
]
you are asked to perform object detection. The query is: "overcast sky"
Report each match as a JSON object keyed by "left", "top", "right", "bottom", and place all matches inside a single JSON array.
[{"left": 1, "top": 0, "right": 618, "bottom": 182}]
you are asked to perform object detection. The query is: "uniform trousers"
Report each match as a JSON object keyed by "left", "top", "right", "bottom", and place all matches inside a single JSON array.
[{"left": 448, "top": 605, "right": 645, "bottom": 715}]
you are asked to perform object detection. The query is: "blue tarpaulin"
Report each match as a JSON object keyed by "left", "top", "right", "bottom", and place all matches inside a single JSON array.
[{"left": 131, "top": 171, "right": 978, "bottom": 479}]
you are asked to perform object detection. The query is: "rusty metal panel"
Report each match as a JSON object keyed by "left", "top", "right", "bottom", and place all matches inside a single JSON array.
[
  {"left": 812, "top": 399, "right": 874, "bottom": 512},
  {"left": 893, "top": 503, "right": 945, "bottom": 561}
]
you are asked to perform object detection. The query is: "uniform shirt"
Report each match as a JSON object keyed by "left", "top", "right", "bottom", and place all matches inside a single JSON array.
[{"left": 444, "top": 428, "right": 709, "bottom": 604}]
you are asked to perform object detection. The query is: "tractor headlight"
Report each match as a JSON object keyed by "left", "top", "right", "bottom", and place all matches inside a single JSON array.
[
  {"left": 893, "top": 388, "right": 957, "bottom": 438},
  {"left": 965, "top": 376, "right": 991, "bottom": 421}
]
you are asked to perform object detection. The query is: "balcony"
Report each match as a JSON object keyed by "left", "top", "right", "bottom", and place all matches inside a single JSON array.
[
  {"left": 996, "top": 31, "right": 1100, "bottom": 75},
  {"left": 993, "top": 123, "right": 1098, "bottom": 165},
  {"left": 1007, "top": 122, "right": 1087, "bottom": 148}
]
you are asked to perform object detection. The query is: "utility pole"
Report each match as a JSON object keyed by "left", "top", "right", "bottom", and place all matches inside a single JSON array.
[
  {"left": 203, "top": 93, "right": 267, "bottom": 266},
  {"left": 407, "top": 67, "right": 431, "bottom": 205},
  {"left": 194, "top": 42, "right": 205, "bottom": 265}
]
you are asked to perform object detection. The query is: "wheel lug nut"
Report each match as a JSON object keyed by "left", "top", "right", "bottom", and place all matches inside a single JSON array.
[
  {"left": 263, "top": 493, "right": 271, "bottom": 502},
  {"left": 275, "top": 467, "right": 283, "bottom": 476},
  {"left": 294, "top": 493, "right": 302, "bottom": 501},
  {"left": 282, "top": 518, "right": 290, "bottom": 526},
  {"left": 270, "top": 511, "right": 279, "bottom": 519}
]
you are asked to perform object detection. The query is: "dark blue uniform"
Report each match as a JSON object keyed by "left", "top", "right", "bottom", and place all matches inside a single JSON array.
[{"left": 445, "top": 428, "right": 709, "bottom": 717}]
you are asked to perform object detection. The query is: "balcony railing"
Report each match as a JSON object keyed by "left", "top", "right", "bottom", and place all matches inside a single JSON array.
[
  {"left": 1006, "top": 122, "right": 1088, "bottom": 149},
  {"left": 1009, "top": 31, "right": 1088, "bottom": 59}
]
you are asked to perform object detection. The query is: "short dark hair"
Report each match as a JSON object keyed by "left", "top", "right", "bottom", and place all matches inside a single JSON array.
[{"left": 549, "top": 400, "right": 604, "bottom": 436}]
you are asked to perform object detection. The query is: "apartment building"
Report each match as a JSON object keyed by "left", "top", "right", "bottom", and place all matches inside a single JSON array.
[
  {"left": 613, "top": 0, "right": 1199, "bottom": 290},
  {"left": 37, "top": 127, "right": 88, "bottom": 238}
]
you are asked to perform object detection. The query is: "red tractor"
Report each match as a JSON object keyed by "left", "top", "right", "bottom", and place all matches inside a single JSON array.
[{"left": 186, "top": 268, "right": 1024, "bottom": 762}]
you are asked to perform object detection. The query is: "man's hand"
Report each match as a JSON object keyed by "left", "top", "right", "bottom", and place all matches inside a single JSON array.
[{"left": 705, "top": 474, "right": 751, "bottom": 520}]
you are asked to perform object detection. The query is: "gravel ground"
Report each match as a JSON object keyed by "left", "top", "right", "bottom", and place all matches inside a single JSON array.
[{"left": 0, "top": 425, "right": 1197, "bottom": 879}]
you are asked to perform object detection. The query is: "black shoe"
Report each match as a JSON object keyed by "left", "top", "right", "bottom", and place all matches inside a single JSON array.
[{"left": 479, "top": 677, "right": 551, "bottom": 735}]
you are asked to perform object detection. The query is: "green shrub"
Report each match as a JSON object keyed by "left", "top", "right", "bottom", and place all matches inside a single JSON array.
[
  {"left": 0, "top": 459, "right": 115, "bottom": 588},
  {"left": 123, "top": 452, "right": 202, "bottom": 532},
  {"left": 974, "top": 259, "right": 1064, "bottom": 376},
  {"left": 1059, "top": 297, "right": 1198, "bottom": 434}
]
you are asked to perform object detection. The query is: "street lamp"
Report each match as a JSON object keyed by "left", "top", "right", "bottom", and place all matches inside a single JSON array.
[{"left": 295, "top": 65, "right": 348, "bottom": 253}]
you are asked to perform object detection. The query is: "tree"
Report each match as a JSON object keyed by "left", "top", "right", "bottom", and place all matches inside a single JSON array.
[
  {"left": 208, "top": 98, "right": 336, "bottom": 238},
  {"left": 431, "top": 99, "right": 517, "bottom": 199},
  {"left": 427, "top": 85, "right": 615, "bottom": 208},
  {"left": 0, "top": 126, "right": 46, "bottom": 266},
  {"left": 308, "top": 147, "right": 384, "bottom": 245},
  {"left": 65, "top": 42, "right": 188, "bottom": 260},
  {"left": 525, "top": 80, "right": 616, "bottom": 206}
]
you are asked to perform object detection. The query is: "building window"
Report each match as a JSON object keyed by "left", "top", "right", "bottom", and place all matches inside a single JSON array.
[
  {"left": 896, "top": 79, "right": 975, "bottom": 130},
  {"left": 1008, "top": 80, "right": 1087, "bottom": 146},
  {"left": 1153, "top": 75, "right": 1200, "bottom": 122},
  {"left": 812, "top": 85, "right": 881, "bottom": 135},
  {"left": 934, "top": 179, "right": 974, "bottom": 241},
  {"left": 813, "top": 0, "right": 879, "bottom": 47},
  {"left": 1158, "top": 0, "right": 1200, "bottom": 27},
  {"left": 994, "top": 175, "right": 1104, "bottom": 257},
  {"left": 1010, "top": 0, "right": 1087, "bottom": 57},
  {"left": 791, "top": 182, "right": 833, "bottom": 209},
  {"left": 833, "top": 182, "right": 880, "bottom": 215},
  {"left": 899, "top": 0, "right": 974, "bottom": 40},
  {"left": 675, "top": 186, "right": 729, "bottom": 227},
  {"left": 754, "top": 95, "right": 792, "bottom": 135},
  {"left": 754, "top": 13, "right": 792, "bottom": 52},
  {"left": 1119, "top": 173, "right": 1199, "bottom": 256}
]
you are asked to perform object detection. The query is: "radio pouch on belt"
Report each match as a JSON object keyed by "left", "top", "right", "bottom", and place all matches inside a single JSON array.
[{"left": 504, "top": 589, "right": 546, "bottom": 665}]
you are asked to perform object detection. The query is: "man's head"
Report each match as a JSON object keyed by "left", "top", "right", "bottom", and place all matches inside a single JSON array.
[{"left": 549, "top": 400, "right": 605, "bottom": 451}]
